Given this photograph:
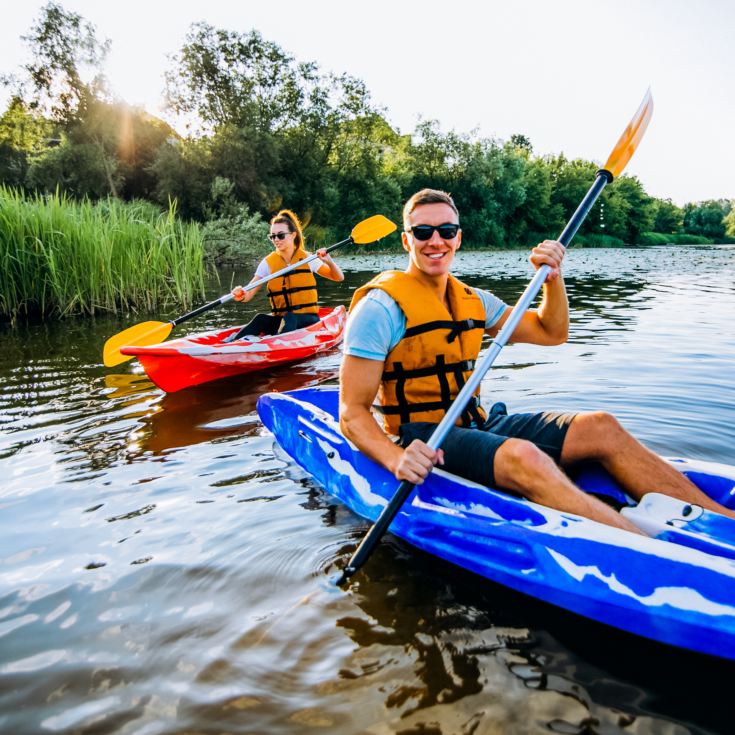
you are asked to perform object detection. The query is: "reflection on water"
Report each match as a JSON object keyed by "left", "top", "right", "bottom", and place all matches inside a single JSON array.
[
  {"left": 326, "top": 548, "right": 734, "bottom": 734},
  {"left": 105, "top": 362, "right": 338, "bottom": 456},
  {"left": 1, "top": 246, "right": 734, "bottom": 734}
]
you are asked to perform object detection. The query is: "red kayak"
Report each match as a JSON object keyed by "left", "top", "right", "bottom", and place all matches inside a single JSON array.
[{"left": 120, "top": 306, "right": 346, "bottom": 392}]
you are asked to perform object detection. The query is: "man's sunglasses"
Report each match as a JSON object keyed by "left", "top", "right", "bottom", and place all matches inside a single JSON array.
[
  {"left": 407, "top": 223, "right": 460, "bottom": 241},
  {"left": 268, "top": 232, "right": 292, "bottom": 241}
]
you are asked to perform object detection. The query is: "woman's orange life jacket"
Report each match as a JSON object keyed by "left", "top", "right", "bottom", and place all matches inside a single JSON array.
[
  {"left": 349, "top": 271, "right": 487, "bottom": 435},
  {"left": 265, "top": 247, "right": 319, "bottom": 316}
]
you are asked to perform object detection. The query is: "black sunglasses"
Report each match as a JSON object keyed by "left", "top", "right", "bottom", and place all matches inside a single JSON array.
[
  {"left": 268, "top": 232, "right": 292, "bottom": 241},
  {"left": 407, "top": 223, "right": 460, "bottom": 241}
]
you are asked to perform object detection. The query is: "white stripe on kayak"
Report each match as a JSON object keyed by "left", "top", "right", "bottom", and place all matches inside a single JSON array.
[
  {"left": 548, "top": 548, "right": 735, "bottom": 617},
  {"left": 178, "top": 332, "right": 323, "bottom": 355}
]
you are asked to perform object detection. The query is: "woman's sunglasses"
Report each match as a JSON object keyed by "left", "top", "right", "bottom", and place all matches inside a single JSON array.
[
  {"left": 268, "top": 232, "right": 292, "bottom": 241},
  {"left": 407, "top": 223, "right": 460, "bottom": 241}
]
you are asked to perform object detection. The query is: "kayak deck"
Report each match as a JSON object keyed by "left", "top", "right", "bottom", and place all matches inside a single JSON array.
[
  {"left": 121, "top": 306, "right": 345, "bottom": 392},
  {"left": 257, "top": 386, "right": 735, "bottom": 661}
]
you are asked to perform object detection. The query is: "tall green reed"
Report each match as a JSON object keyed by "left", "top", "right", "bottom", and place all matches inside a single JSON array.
[{"left": 0, "top": 187, "right": 205, "bottom": 322}]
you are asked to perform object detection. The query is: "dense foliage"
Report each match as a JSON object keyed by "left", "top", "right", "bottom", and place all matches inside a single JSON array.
[
  {"left": 1, "top": 2, "right": 733, "bottom": 257},
  {"left": 0, "top": 186, "right": 204, "bottom": 320}
]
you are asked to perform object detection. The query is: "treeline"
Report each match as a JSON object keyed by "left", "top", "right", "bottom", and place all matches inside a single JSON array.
[{"left": 2, "top": 2, "right": 734, "bottom": 258}]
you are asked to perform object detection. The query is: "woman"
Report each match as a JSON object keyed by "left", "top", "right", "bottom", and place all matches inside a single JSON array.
[{"left": 225, "top": 209, "right": 344, "bottom": 341}]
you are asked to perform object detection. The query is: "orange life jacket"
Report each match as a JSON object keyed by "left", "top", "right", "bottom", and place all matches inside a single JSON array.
[
  {"left": 350, "top": 271, "right": 487, "bottom": 435},
  {"left": 265, "top": 248, "right": 319, "bottom": 315}
]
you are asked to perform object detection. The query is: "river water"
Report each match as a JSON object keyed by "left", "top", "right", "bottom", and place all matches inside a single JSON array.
[{"left": 1, "top": 246, "right": 735, "bottom": 734}]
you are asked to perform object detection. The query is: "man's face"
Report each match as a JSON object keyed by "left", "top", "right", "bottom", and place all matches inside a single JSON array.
[{"left": 402, "top": 202, "right": 462, "bottom": 277}]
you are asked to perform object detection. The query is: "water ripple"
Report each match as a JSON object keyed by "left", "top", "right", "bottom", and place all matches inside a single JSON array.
[{"left": 1, "top": 247, "right": 734, "bottom": 734}]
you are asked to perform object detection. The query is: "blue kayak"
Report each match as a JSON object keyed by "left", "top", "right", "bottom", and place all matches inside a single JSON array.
[{"left": 256, "top": 387, "right": 735, "bottom": 661}]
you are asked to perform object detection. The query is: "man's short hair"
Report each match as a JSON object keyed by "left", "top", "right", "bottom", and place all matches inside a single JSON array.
[{"left": 403, "top": 189, "right": 460, "bottom": 230}]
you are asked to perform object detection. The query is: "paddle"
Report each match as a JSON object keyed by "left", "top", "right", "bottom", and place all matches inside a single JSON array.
[
  {"left": 336, "top": 89, "right": 654, "bottom": 586},
  {"left": 103, "top": 214, "right": 397, "bottom": 367}
]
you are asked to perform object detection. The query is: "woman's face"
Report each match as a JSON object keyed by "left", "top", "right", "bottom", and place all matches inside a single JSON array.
[{"left": 268, "top": 224, "right": 296, "bottom": 254}]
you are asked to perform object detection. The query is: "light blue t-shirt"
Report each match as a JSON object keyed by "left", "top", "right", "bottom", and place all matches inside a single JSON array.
[{"left": 344, "top": 287, "right": 507, "bottom": 361}]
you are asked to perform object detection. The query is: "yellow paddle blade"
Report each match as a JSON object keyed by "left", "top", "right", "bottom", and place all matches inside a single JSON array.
[
  {"left": 103, "top": 320, "right": 173, "bottom": 367},
  {"left": 351, "top": 214, "right": 397, "bottom": 244},
  {"left": 603, "top": 88, "right": 654, "bottom": 178}
]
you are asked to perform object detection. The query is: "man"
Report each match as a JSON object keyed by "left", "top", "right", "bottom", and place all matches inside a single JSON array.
[{"left": 339, "top": 188, "right": 734, "bottom": 530}]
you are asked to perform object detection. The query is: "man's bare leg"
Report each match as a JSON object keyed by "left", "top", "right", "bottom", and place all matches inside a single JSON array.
[
  {"left": 493, "top": 437, "right": 643, "bottom": 533},
  {"left": 561, "top": 411, "right": 735, "bottom": 519}
]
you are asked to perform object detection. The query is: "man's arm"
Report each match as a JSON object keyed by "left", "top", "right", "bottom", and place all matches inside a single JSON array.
[
  {"left": 488, "top": 239, "right": 569, "bottom": 345},
  {"left": 339, "top": 355, "right": 442, "bottom": 484}
]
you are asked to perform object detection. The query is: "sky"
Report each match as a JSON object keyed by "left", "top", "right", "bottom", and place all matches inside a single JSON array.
[{"left": 1, "top": 0, "right": 733, "bottom": 206}]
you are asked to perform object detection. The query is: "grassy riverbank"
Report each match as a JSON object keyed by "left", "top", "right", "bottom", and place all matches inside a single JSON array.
[{"left": 0, "top": 187, "right": 205, "bottom": 322}]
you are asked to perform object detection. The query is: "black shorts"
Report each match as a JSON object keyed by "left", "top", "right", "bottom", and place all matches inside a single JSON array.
[
  {"left": 398, "top": 402, "right": 576, "bottom": 488},
  {"left": 225, "top": 311, "right": 320, "bottom": 341}
]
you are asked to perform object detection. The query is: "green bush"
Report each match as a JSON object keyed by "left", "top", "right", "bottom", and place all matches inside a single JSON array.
[
  {"left": 200, "top": 177, "right": 270, "bottom": 266},
  {"left": 637, "top": 231, "right": 713, "bottom": 246},
  {"left": 667, "top": 233, "right": 713, "bottom": 245},
  {"left": 573, "top": 232, "right": 626, "bottom": 248},
  {"left": 202, "top": 209, "right": 270, "bottom": 266},
  {"left": 636, "top": 232, "right": 672, "bottom": 246}
]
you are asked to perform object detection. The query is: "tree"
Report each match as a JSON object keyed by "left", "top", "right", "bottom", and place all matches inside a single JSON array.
[
  {"left": 2, "top": 3, "right": 120, "bottom": 195},
  {"left": 113, "top": 106, "right": 179, "bottom": 201},
  {"left": 26, "top": 138, "right": 120, "bottom": 198},
  {"left": 509, "top": 133, "right": 533, "bottom": 154},
  {"left": 683, "top": 199, "right": 731, "bottom": 240},
  {"left": 458, "top": 142, "right": 528, "bottom": 247},
  {"left": 163, "top": 22, "right": 384, "bottom": 225},
  {"left": 0, "top": 97, "right": 51, "bottom": 186},
  {"left": 319, "top": 113, "right": 404, "bottom": 235},
  {"left": 149, "top": 137, "right": 214, "bottom": 220},
  {"left": 652, "top": 198, "right": 684, "bottom": 234},
  {"left": 23, "top": 101, "right": 176, "bottom": 200},
  {"left": 166, "top": 23, "right": 353, "bottom": 134},
  {"left": 547, "top": 156, "right": 601, "bottom": 234},
  {"left": 606, "top": 176, "right": 655, "bottom": 243},
  {"left": 13, "top": 1, "right": 110, "bottom": 125},
  {"left": 510, "top": 155, "right": 561, "bottom": 243},
  {"left": 2, "top": 4, "right": 178, "bottom": 200},
  {"left": 724, "top": 205, "right": 735, "bottom": 239}
]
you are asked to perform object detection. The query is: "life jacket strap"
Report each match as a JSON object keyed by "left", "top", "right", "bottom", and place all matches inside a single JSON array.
[
  {"left": 271, "top": 302, "right": 319, "bottom": 315},
  {"left": 402, "top": 318, "right": 485, "bottom": 343},
  {"left": 380, "top": 355, "right": 481, "bottom": 426},
  {"left": 268, "top": 285, "right": 317, "bottom": 298},
  {"left": 382, "top": 358, "right": 476, "bottom": 381},
  {"left": 445, "top": 318, "right": 486, "bottom": 343}
]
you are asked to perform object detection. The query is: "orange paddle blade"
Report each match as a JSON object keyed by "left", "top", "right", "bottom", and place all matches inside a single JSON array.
[
  {"left": 103, "top": 320, "right": 173, "bottom": 367},
  {"left": 603, "top": 88, "right": 654, "bottom": 178}
]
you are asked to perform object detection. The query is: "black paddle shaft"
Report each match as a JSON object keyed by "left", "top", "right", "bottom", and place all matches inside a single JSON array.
[{"left": 336, "top": 169, "right": 614, "bottom": 587}]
